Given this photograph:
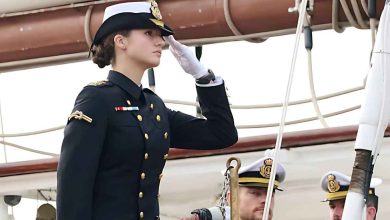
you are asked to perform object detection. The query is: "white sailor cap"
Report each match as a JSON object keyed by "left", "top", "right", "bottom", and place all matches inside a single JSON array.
[
  {"left": 92, "top": 1, "right": 173, "bottom": 47},
  {"left": 320, "top": 171, "right": 382, "bottom": 201},
  {"left": 237, "top": 156, "right": 286, "bottom": 189}
]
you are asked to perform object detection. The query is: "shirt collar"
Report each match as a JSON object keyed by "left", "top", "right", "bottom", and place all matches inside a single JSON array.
[{"left": 107, "top": 70, "right": 143, "bottom": 100}]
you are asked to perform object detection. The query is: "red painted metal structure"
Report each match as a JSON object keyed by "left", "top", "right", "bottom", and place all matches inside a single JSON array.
[{"left": 0, "top": 0, "right": 385, "bottom": 68}]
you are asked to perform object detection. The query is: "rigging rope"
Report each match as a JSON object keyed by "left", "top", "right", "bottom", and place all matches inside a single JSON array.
[
  {"left": 236, "top": 106, "right": 360, "bottom": 129},
  {"left": 304, "top": 13, "right": 329, "bottom": 127},
  {"left": 222, "top": 0, "right": 265, "bottom": 43},
  {"left": 163, "top": 85, "right": 364, "bottom": 109},
  {"left": 0, "top": 99, "right": 7, "bottom": 162},
  {"left": 0, "top": 140, "right": 58, "bottom": 157},
  {"left": 0, "top": 125, "right": 65, "bottom": 138},
  {"left": 84, "top": 5, "right": 94, "bottom": 48},
  {"left": 351, "top": 0, "right": 370, "bottom": 28},
  {"left": 307, "top": 49, "right": 329, "bottom": 127},
  {"left": 263, "top": 0, "right": 309, "bottom": 219}
]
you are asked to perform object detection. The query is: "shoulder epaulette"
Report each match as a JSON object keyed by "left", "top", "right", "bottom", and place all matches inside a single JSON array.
[{"left": 87, "top": 80, "right": 112, "bottom": 87}]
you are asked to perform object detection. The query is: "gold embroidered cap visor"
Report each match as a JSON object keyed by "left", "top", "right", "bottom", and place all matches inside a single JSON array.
[
  {"left": 238, "top": 177, "right": 280, "bottom": 189},
  {"left": 92, "top": 12, "right": 173, "bottom": 47},
  {"left": 325, "top": 189, "right": 376, "bottom": 201}
]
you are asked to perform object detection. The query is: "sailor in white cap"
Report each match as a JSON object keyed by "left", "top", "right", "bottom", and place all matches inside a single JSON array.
[
  {"left": 57, "top": 1, "right": 237, "bottom": 220},
  {"left": 320, "top": 171, "right": 382, "bottom": 220},
  {"left": 182, "top": 154, "right": 286, "bottom": 220}
]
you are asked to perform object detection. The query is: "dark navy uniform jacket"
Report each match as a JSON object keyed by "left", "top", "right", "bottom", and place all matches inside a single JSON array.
[{"left": 57, "top": 70, "right": 237, "bottom": 220}]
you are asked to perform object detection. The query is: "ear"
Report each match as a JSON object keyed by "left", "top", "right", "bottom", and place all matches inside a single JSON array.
[
  {"left": 113, "top": 34, "right": 127, "bottom": 50},
  {"left": 366, "top": 206, "right": 376, "bottom": 218}
]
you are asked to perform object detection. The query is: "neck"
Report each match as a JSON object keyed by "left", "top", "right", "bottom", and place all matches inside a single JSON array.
[
  {"left": 112, "top": 66, "right": 143, "bottom": 86},
  {"left": 112, "top": 57, "right": 146, "bottom": 86}
]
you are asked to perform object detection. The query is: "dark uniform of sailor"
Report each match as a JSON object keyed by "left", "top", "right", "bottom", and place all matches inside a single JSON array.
[{"left": 57, "top": 70, "right": 237, "bottom": 220}]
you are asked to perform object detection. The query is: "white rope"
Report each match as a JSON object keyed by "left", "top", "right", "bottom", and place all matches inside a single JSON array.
[
  {"left": 84, "top": 5, "right": 94, "bottom": 48},
  {"left": 303, "top": 13, "right": 329, "bottom": 128},
  {"left": 332, "top": 0, "right": 374, "bottom": 32},
  {"left": 0, "top": 83, "right": 365, "bottom": 138},
  {"left": 370, "top": 19, "right": 378, "bottom": 48},
  {"left": 332, "top": 0, "right": 345, "bottom": 33},
  {"left": 361, "top": 0, "right": 369, "bottom": 15},
  {"left": 0, "top": 125, "right": 65, "bottom": 138},
  {"left": 351, "top": 0, "right": 369, "bottom": 28},
  {"left": 163, "top": 85, "right": 364, "bottom": 109},
  {"left": 307, "top": 49, "right": 329, "bottom": 127},
  {"left": 0, "top": 99, "right": 7, "bottom": 162},
  {"left": 222, "top": 0, "right": 265, "bottom": 43},
  {"left": 236, "top": 105, "right": 360, "bottom": 129},
  {"left": 339, "top": 0, "right": 363, "bottom": 28},
  {"left": 263, "top": 0, "right": 308, "bottom": 219},
  {"left": 0, "top": 140, "right": 58, "bottom": 157}
]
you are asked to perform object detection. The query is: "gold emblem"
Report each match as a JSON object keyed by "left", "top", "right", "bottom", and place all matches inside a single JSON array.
[
  {"left": 68, "top": 110, "right": 93, "bottom": 123},
  {"left": 260, "top": 158, "right": 273, "bottom": 178},
  {"left": 88, "top": 80, "right": 107, "bottom": 86},
  {"left": 327, "top": 174, "right": 341, "bottom": 193},
  {"left": 150, "top": 0, "right": 162, "bottom": 20},
  {"left": 150, "top": 18, "right": 164, "bottom": 28}
]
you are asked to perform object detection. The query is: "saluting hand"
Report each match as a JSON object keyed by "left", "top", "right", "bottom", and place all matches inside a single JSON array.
[{"left": 164, "top": 35, "right": 208, "bottom": 79}]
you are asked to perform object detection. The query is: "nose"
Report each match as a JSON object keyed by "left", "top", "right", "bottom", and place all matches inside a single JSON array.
[
  {"left": 155, "top": 36, "right": 165, "bottom": 47},
  {"left": 331, "top": 207, "right": 343, "bottom": 219},
  {"left": 259, "top": 194, "right": 267, "bottom": 206}
]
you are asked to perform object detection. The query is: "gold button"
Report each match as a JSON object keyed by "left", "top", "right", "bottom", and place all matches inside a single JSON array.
[
  {"left": 139, "top": 192, "right": 144, "bottom": 198},
  {"left": 144, "top": 133, "right": 149, "bottom": 140},
  {"left": 137, "top": 115, "right": 143, "bottom": 121},
  {"left": 144, "top": 153, "right": 149, "bottom": 160},
  {"left": 159, "top": 173, "right": 163, "bottom": 180},
  {"left": 156, "top": 115, "right": 161, "bottom": 122},
  {"left": 140, "top": 212, "right": 144, "bottom": 219},
  {"left": 163, "top": 154, "right": 168, "bottom": 159},
  {"left": 164, "top": 132, "right": 168, "bottom": 139},
  {"left": 150, "top": 104, "right": 154, "bottom": 109},
  {"left": 141, "top": 172, "right": 146, "bottom": 180},
  {"left": 126, "top": 100, "right": 131, "bottom": 105}
]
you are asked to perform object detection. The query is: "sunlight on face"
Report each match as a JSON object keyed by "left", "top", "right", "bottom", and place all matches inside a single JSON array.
[
  {"left": 123, "top": 29, "right": 165, "bottom": 69},
  {"left": 328, "top": 199, "right": 377, "bottom": 220},
  {"left": 238, "top": 187, "right": 275, "bottom": 220},
  {"left": 328, "top": 199, "right": 344, "bottom": 220}
]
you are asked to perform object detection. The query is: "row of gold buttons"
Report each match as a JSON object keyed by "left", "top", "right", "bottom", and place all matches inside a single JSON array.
[{"left": 137, "top": 114, "right": 161, "bottom": 122}]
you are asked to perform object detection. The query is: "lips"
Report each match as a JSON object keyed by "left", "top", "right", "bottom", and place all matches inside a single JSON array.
[{"left": 254, "top": 206, "right": 265, "bottom": 212}]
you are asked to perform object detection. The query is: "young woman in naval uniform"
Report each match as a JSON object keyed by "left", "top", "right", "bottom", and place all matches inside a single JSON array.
[{"left": 57, "top": 1, "right": 237, "bottom": 220}]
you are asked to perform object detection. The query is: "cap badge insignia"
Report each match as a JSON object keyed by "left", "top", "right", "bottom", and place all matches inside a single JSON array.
[
  {"left": 260, "top": 158, "right": 273, "bottom": 179},
  {"left": 327, "top": 174, "right": 340, "bottom": 193},
  {"left": 150, "top": 1, "right": 162, "bottom": 20}
]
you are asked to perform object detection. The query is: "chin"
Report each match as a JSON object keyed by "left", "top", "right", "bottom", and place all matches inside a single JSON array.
[
  {"left": 254, "top": 211, "right": 264, "bottom": 220},
  {"left": 144, "top": 61, "right": 160, "bottom": 69},
  {"left": 149, "top": 59, "right": 161, "bottom": 68}
]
